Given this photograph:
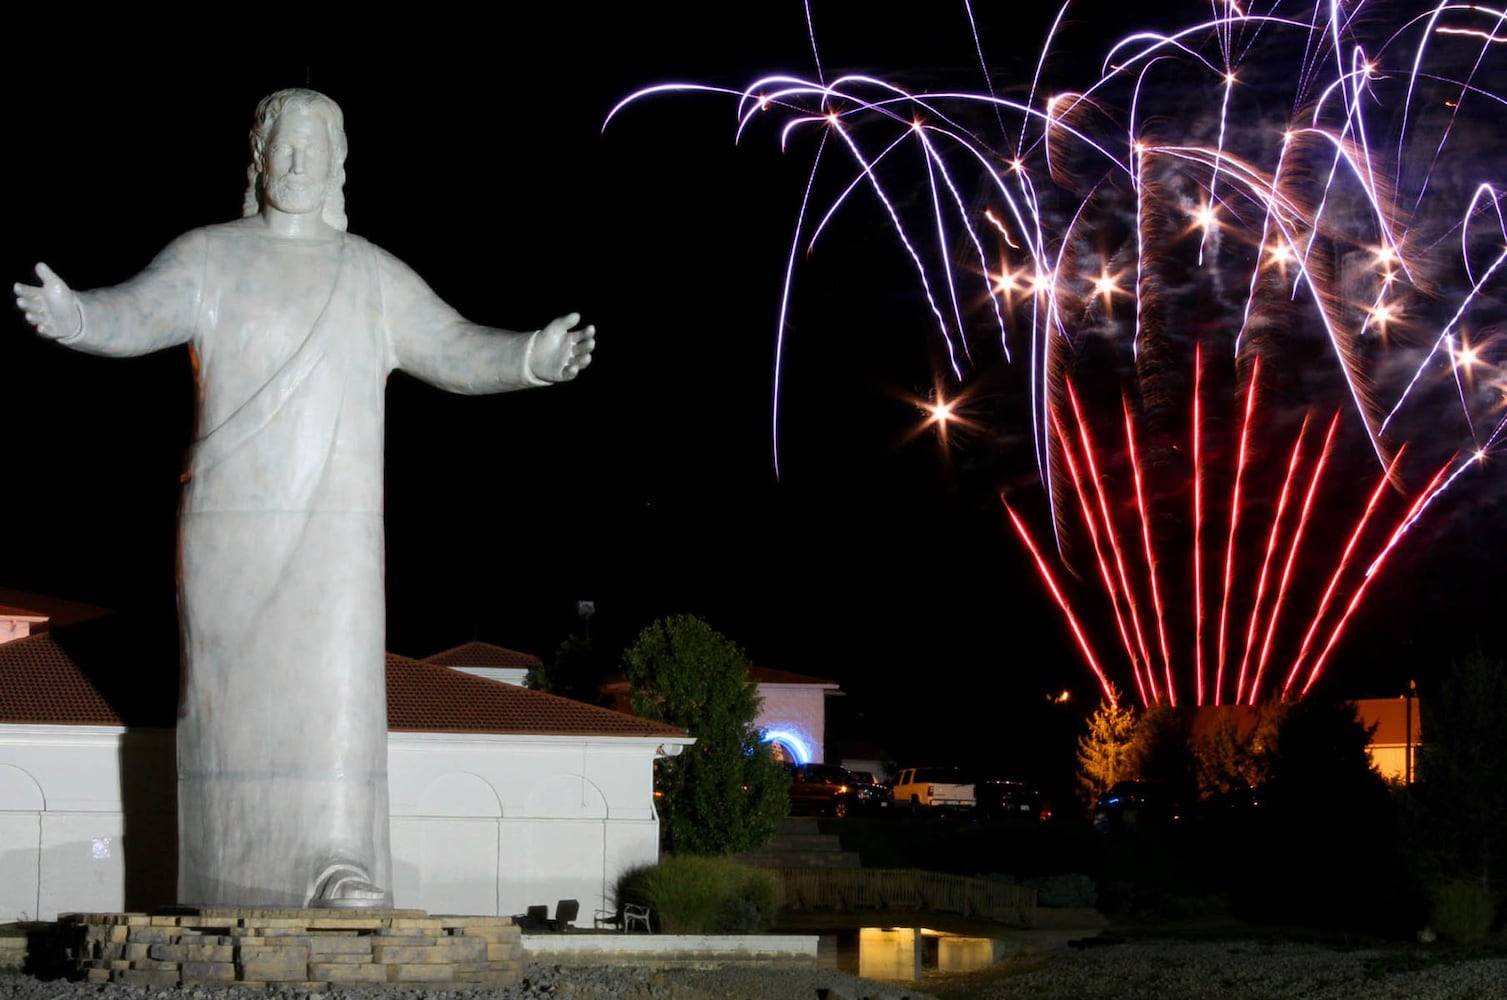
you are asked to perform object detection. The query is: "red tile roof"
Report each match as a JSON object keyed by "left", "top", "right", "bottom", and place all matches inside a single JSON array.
[
  {"left": 423, "top": 641, "right": 541, "bottom": 669},
  {"left": 601, "top": 664, "right": 840, "bottom": 695},
  {"left": 0, "top": 587, "right": 111, "bottom": 628},
  {"left": 0, "top": 632, "right": 155, "bottom": 726},
  {"left": 0, "top": 625, "right": 685, "bottom": 740},
  {"left": 748, "top": 665, "right": 839, "bottom": 687},
  {"left": 388, "top": 654, "right": 684, "bottom": 737}
]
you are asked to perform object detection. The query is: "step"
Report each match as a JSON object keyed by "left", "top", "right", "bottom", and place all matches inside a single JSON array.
[
  {"left": 735, "top": 851, "right": 863, "bottom": 869},
  {"left": 775, "top": 817, "right": 823, "bottom": 834},
  {"left": 767, "top": 833, "right": 847, "bottom": 852}
]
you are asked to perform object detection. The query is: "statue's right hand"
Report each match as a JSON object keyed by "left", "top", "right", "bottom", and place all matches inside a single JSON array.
[{"left": 13, "top": 262, "right": 82, "bottom": 342}]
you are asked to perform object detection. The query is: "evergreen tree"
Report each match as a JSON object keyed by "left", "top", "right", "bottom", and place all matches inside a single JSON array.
[
  {"left": 622, "top": 614, "right": 789, "bottom": 855},
  {"left": 1075, "top": 692, "right": 1137, "bottom": 807}
]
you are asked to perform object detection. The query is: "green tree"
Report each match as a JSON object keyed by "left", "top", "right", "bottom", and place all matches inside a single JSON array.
[
  {"left": 1076, "top": 692, "right": 1137, "bottom": 807},
  {"left": 622, "top": 614, "right": 788, "bottom": 855}
]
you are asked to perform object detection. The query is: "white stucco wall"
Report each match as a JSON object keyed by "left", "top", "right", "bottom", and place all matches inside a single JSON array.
[
  {"left": 755, "top": 685, "right": 830, "bottom": 763},
  {"left": 0, "top": 725, "right": 672, "bottom": 922},
  {"left": 0, "top": 726, "right": 174, "bottom": 921},
  {"left": 388, "top": 732, "right": 668, "bottom": 920}
]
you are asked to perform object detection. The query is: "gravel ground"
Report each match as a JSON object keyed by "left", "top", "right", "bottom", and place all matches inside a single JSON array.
[
  {"left": 3, "top": 939, "right": 1506, "bottom": 1000},
  {"left": 0, "top": 965, "right": 934, "bottom": 1000},
  {"left": 921, "top": 937, "right": 1507, "bottom": 1000}
]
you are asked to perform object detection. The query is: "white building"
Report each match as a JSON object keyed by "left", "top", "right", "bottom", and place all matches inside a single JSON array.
[
  {"left": 0, "top": 609, "right": 692, "bottom": 922},
  {"left": 601, "top": 664, "right": 841, "bottom": 767}
]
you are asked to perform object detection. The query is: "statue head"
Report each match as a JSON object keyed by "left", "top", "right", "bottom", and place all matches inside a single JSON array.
[{"left": 242, "top": 88, "right": 349, "bottom": 231}]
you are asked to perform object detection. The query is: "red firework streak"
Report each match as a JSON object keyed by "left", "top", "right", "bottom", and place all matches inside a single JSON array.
[
  {"left": 1192, "top": 345, "right": 1205, "bottom": 705},
  {"left": 1009, "top": 350, "right": 1453, "bottom": 706},
  {"left": 1002, "top": 500, "right": 1118, "bottom": 704},
  {"left": 1123, "top": 394, "right": 1176, "bottom": 706},
  {"left": 1063, "top": 384, "right": 1160, "bottom": 703}
]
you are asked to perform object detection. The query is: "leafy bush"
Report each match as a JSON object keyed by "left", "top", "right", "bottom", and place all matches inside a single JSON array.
[
  {"left": 616, "top": 856, "right": 783, "bottom": 934},
  {"left": 1428, "top": 880, "right": 1496, "bottom": 944}
]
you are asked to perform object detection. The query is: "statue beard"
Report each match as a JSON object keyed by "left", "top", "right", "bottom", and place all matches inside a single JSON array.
[{"left": 264, "top": 175, "right": 327, "bottom": 216}]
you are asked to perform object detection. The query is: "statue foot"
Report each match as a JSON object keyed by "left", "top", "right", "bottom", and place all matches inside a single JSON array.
[{"left": 311, "top": 860, "right": 387, "bottom": 909}]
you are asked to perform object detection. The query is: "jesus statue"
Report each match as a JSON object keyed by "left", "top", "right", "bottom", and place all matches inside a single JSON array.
[{"left": 12, "top": 88, "right": 595, "bottom": 908}]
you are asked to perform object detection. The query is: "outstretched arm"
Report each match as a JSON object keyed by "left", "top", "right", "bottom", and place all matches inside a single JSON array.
[
  {"left": 380, "top": 246, "right": 594, "bottom": 394},
  {"left": 12, "top": 234, "right": 200, "bottom": 357}
]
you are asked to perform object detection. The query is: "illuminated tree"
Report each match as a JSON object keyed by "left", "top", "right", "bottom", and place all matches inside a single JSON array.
[
  {"left": 623, "top": 614, "right": 788, "bottom": 855},
  {"left": 1075, "top": 691, "right": 1137, "bottom": 806}
]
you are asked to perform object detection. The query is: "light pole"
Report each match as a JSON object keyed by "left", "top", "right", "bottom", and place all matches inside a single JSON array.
[{"left": 1404, "top": 678, "right": 1416, "bottom": 785}]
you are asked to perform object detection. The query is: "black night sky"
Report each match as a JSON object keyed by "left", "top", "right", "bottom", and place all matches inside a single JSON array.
[{"left": 3, "top": 5, "right": 1503, "bottom": 771}]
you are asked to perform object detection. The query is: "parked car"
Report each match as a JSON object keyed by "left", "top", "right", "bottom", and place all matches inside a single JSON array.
[
  {"left": 845, "top": 769, "right": 894, "bottom": 813},
  {"left": 890, "top": 765, "right": 976, "bottom": 814},
  {"left": 974, "top": 778, "right": 1045, "bottom": 821},
  {"left": 1092, "top": 779, "right": 1186, "bottom": 833},
  {"left": 785, "top": 762, "right": 866, "bottom": 817}
]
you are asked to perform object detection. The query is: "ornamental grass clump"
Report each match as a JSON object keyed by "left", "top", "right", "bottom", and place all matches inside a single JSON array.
[{"left": 618, "top": 856, "right": 783, "bottom": 934}]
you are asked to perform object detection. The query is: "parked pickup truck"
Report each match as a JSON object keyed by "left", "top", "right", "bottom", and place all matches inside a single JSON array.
[{"left": 890, "top": 766, "right": 976, "bottom": 814}]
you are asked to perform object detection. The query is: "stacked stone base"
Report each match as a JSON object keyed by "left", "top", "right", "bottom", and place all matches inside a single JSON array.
[{"left": 57, "top": 908, "right": 523, "bottom": 990}]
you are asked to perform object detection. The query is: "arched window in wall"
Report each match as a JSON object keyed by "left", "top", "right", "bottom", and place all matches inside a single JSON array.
[{"left": 761, "top": 728, "right": 813, "bottom": 764}]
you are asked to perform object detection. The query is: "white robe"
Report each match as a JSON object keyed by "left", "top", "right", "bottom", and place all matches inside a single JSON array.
[{"left": 69, "top": 219, "right": 542, "bottom": 906}]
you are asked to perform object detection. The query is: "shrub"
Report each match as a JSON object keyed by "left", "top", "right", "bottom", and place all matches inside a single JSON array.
[
  {"left": 616, "top": 856, "right": 783, "bottom": 934},
  {"left": 1428, "top": 880, "right": 1496, "bottom": 945}
]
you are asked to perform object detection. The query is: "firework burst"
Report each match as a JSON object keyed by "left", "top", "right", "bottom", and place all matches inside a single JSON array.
[{"left": 607, "top": 1, "right": 1507, "bottom": 705}]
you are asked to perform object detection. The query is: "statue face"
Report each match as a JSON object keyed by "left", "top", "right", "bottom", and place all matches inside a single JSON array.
[{"left": 261, "top": 109, "right": 333, "bottom": 216}]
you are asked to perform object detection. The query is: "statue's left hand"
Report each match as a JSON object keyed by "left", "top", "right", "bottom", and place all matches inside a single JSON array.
[{"left": 529, "top": 312, "right": 595, "bottom": 383}]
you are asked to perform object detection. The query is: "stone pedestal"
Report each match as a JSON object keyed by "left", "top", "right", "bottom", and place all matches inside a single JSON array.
[{"left": 57, "top": 908, "right": 523, "bottom": 990}]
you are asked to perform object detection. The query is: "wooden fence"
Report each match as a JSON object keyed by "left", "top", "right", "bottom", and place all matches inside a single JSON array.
[{"left": 775, "top": 868, "right": 1036, "bottom": 927}]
